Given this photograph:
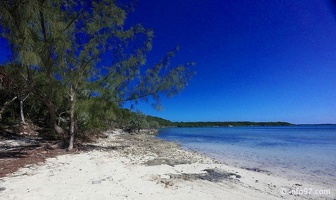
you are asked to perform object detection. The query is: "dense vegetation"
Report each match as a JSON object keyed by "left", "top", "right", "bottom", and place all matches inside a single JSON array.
[
  {"left": 146, "top": 117, "right": 292, "bottom": 127},
  {"left": 0, "top": 0, "right": 194, "bottom": 150},
  {"left": 172, "top": 121, "right": 292, "bottom": 127}
]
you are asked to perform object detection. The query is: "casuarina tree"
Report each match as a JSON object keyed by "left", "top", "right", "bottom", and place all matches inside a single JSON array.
[{"left": 0, "top": 0, "right": 195, "bottom": 150}]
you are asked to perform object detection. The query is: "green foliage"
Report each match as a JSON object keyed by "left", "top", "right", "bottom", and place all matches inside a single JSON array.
[
  {"left": 148, "top": 121, "right": 160, "bottom": 129},
  {"left": 130, "top": 110, "right": 149, "bottom": 132},
  {"left": 144, "top": 115, "right": 293, "bottom": 128},
  {"left": 0, "top": 0, "right": 195, "bottom": 145},
  {"left": 76, "top": 98, "right": 119, "bottom": 131},
  {"left": 111, "top": 110, "right": 162, "bottom": 132},
  {"left": 146, "top": 115, "right": 175, "bottom": 127}
]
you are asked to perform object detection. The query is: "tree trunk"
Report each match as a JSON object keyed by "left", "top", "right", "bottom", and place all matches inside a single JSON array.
[
  {"left": 0, "top": 96, "right": 17, "bottom": 122},
  {"left": 67, "top": 86, "right": 76, "bottom": 151},
  {"left": 46, "top": 101, "right": 65, "bottom": 141},
  {"left": 23, "top": 63, "right": 64, "bottom": 140},
  {"left": 20, "top": 94, "right": 29, "bottom": 124},
  {"left": 20, "top": 100, "right": 25, "bottom": 124}
]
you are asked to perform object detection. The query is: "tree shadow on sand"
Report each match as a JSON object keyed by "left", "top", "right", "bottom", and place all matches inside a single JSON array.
[{"left": 0, "top": 144, "right": 41, "bottom": 159}]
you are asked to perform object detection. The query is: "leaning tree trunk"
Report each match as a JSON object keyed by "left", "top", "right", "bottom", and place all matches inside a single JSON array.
[
  {"left": 0, "top": 96, "right": 17, "bottom": 122},
  {"left": 67, "top": 86, "right": 76, "bottom": 151}
]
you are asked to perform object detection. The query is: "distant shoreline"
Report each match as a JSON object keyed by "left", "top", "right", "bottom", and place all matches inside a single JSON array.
[
  {"left": 166, "top": 121, "right": 293, "bottom": 128},
  {"left": 147, "top": 115, "right": 336, "bottom": 128},
  {"left": 163, "top": 123, "right": 336, "bottom": 128},
  {"left": 147, "top": 115, "right": 295, "bottom": 128}
]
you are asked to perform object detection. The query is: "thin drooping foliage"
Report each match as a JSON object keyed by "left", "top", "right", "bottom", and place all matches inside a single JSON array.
[{"left": 0, "top": 0, "right": 195, "bottom": 149}]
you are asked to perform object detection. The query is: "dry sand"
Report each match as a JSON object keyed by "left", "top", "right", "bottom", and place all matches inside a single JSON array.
[{"left": 0, "top": 129, "right": 335, "bottom": 200}]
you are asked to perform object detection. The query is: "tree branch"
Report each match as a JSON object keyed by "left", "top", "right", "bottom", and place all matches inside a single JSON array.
[{"left": 62, "top": 2, "right": 92, "bottom": 32}]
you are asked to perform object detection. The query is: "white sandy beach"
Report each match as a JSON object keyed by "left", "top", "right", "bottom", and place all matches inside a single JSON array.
[{"left": 0, "top": 130, "right": 334, "bottom": 200}]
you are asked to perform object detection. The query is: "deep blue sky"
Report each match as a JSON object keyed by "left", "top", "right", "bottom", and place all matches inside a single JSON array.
[
  {"left": 126, "top": 0, "right": 336, "bottom": 124},
  {"left": 0, "top": 0, "right": 335, "bottom": 124}
]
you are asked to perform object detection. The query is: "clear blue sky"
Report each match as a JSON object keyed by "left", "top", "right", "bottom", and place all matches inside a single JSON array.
[
  {"left": 0, "top": 1, "right": 335, "bottom": 124},
  {"left": 126, "top": 0, "right": 336, "bottom": 124}
]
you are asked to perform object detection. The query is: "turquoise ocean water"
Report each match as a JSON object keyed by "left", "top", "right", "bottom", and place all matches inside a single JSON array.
[{"left": 157, "top": 126, "right": 336, "bottom": 185}]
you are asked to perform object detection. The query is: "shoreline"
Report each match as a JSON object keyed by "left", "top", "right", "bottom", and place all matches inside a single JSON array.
[
  {"left": 157, "top": 126, "right": 336, "bottom": 188},
  {"left": 180, "top": 145, "right": 336, "bottom": 188},
  {"left": 0, "top": 129, "right": 335, "bottom": 200}
]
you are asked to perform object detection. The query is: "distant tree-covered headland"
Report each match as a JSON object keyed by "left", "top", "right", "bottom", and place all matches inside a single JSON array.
[
  {"left": 146, "top": 116, "right": 292, "bottom": 127},
  {"left": 173, "top": 121, "right": 293, "bottom": 127},
  {"left": 0, "top": 1, "right": 194, "bottom": 150}
]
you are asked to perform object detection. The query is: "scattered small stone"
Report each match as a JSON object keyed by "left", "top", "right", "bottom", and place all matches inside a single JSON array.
[
  {"left": 168, "top": 169, "right": 241, "bottom": 182},
  {"left": 255, "top": 180, "right": 258, "bottom": 183},
  {"left": 144, "top": 158, "right": 189, "bottom": 166},
  {"left": 91, "top": 176, "right": 113, "bottom": 184},
  {"left": 243, "top": 167, "right": 270, "bottom": 173},
  {"left": 165, "top": 181, "right": 174, "bottom": 188},
  {"left": 0, "top": 187, "right": 6, "bottom": 192},
  {"left": 92, "top": 180, "right": 102, "bottom": 184},
  {"left": 161, "top": 174, "right": 170, "bottom": 179}
]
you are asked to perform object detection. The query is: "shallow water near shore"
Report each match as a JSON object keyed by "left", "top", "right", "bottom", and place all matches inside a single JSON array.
[{"left": 157, "top": 126, "right": 336, "bottom": 186}]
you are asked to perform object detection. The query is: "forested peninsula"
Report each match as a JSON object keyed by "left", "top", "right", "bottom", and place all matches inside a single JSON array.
[{"left": 146, "top": 115, "right": 292, "bottom": 128}]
